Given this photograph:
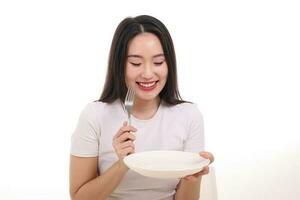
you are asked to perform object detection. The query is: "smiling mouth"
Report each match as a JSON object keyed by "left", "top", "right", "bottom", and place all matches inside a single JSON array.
[
  {"left": 136, "top": 81, "right": 159, "bottom": 91},
  {"left": 136, "top": 81, "right": 159, "bottom": 87}
]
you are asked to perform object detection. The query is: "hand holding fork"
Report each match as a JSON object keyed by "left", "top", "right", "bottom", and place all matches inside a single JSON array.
[{"left": 112, "top": 87, "right": 137, "bottom": 159}]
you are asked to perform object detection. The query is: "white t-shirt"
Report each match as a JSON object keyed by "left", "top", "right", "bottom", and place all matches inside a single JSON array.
[{"left": 71, "top": 99, "right": 205, "bottom": 200}]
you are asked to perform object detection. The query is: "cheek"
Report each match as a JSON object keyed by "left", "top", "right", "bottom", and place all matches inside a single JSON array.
[
  {"left": 159, "top": 65, "right": 168, "bottom": 80},
  {"left": 125, "top": 65, "right": 135, "bottom": 82}
]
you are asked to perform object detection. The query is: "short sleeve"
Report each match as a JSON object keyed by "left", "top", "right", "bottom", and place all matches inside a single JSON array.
[
  {"left": 183, "top": 104, "right": 205, "bottom": 153},
  {"left": 70, "top": 103, "right": 100, "bottom": 157}
]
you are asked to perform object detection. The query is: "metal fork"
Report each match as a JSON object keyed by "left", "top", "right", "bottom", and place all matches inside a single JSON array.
[{"left": 124, "top": 87, "right": 135, "bottom": 127}]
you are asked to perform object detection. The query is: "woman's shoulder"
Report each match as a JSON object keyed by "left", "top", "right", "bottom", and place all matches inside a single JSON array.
[
  {"left": 163, "top": 101, "right": 203, "bottom": 117},
  {"left": 80, "top": 99, "right": 122, "bottom": 119},
  {"left": 165, "top": 101, "right": 198, "bottom": 111}
]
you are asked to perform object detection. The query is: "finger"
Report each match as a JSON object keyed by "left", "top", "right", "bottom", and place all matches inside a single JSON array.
[
  {"left": 120, "top": 146, "right": 135, "bottom": 157},
  {"left": 184, "top": 167, "right": 210, "bottom": 179},
  {"left": 183, "top": 176, "right": 193, "bottom": 180},
  {"left": 183, "top": 175, "right": 199, "bottom": 182},
  {"left": 117, "top": 132, "right": 136, "bottom": 143},
  {"left": 115, "top": 145, "right": 134, "bottom": 157},
  {"left": 120, "top": 125, "right": 137, "bottom": 133},
  {"left": 194, "top": 166, "right": 210, "bottom": 177},
  {"left": 121, "top": 122, "right": 138, "bottom": 136},
  {"left": 119, "top": 140, "right": 135, "bottom": 149},
  {"left": 125, "top": 146, "right": 135, "bottom": 154},
  {"left": 115, "top": 126, "right": 137, "bottom": 140},
  {"left": 113, "top": 123, "right": 137, "bottom": 139},
  {"left": 203, "top": 166, "right": 209, "bottom": 172},
  {"left": 114, "top": 140, "right": 135, "bottom": 154}
]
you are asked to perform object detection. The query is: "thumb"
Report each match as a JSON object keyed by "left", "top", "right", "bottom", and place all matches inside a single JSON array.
[{"left": 200, "top": 151, "right": 214, "bottom": 164}]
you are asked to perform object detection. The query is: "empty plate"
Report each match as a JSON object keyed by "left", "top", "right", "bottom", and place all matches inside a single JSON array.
[{"left": 123, "top": 151, "right": 210, "bottom": 179}]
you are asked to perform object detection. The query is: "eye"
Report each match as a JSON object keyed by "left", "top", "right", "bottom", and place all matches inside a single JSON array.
[
  {"left": 130, "top": 62, "right": 141, "bottom": 67},
  {"left": 154, "top": 61, "right": 164, "bottom": 66}
]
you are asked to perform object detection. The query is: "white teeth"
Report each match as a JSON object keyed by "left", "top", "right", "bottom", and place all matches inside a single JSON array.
[{"left": 139, "top": 82, "right": 156, "bottom": 88}]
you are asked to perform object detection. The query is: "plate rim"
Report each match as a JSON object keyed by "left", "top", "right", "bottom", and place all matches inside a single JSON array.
[{"left": 123, "top": 150, "right": 210, "bottom": 172}]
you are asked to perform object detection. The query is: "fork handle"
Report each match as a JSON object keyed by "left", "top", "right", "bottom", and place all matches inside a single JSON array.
[
  {"left": 128, "top": 117, "right": 132, "bottom": 127},
  {"left": 128, "top": 114, "right": 135, "bottom": 137},
  {"left": 127, "top": 112, "right": 131, "bottom": 126}
]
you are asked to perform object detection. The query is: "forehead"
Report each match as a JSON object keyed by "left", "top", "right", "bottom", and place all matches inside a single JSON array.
[{"left": 127, "top": 32, "right": 164, "bottom": 56}]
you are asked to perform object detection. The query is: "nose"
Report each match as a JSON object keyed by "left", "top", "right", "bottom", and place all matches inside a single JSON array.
[{"left": 141, "top": 64, "right": 154, "bottom": 79}]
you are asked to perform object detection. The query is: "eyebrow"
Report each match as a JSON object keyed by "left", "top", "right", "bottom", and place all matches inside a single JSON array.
[{"left": 127, "top": 53, "right": 165, "bottom": 58}]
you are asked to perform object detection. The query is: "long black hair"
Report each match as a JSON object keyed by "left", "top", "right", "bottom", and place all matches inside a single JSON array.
[{"left": 98, "top": 15, "right": 187, "bottom": 105}]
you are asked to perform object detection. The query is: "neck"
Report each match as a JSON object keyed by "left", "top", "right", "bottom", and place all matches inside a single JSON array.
[{"left": 131, "top": 97, "right": 161, "bottom": 120}]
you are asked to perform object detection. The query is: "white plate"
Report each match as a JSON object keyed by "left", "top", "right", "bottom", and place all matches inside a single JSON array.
[{"left": 123, "top": 151, "right": 210, "bottom": 179}]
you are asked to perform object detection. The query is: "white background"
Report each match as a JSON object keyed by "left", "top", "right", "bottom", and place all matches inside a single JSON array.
[{"left": 0, "top": 0, "right": 299, "bottom": 199}]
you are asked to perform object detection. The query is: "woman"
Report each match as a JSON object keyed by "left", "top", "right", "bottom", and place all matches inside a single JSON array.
[{"left": 70, "top": 15, "right": 214, "bottom": 200}]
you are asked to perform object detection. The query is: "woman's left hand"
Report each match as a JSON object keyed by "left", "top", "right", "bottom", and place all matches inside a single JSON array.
[{"left": 182, "top": 151, "right": 214, "bottom": 181}]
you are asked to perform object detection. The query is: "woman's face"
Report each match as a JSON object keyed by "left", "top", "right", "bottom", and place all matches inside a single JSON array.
[{"left": 125, "top": 32, "right": 168, "bottom": 102}]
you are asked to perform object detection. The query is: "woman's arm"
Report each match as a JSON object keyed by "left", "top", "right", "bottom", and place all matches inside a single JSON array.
[
  {"left": 70, "top": 122, "right": 137, "bottom": 200},
  {"left": 69, "top": 155, "right": 129, "bottom": 200},
  {"left": 174, "top": 177, "right": 202, "bottom": 200},
  {"left": 174, "top": 152, "right": 214, "bottom": 200}
]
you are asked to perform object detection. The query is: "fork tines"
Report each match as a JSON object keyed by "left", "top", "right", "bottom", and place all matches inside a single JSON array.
[{"left": 125, "top": 87, "right": 135, "bottom": 106}]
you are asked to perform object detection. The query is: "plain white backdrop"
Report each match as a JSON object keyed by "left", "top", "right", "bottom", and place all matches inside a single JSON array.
[{"left": 0, "top": 0, "right": 299, "bottom": 199}]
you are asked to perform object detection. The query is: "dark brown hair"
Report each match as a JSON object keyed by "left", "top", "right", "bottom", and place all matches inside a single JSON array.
[{"left": 98, "top": 15, "right": 187, "bottom": 105}]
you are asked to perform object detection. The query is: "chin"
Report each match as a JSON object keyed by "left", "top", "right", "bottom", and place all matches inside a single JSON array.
[{"left": 135, "top": 93, "right": 159, "bottom": 102}]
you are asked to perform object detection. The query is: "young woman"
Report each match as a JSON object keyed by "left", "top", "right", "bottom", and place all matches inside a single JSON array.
[{"left": 70, "top": 15, "right": 214, "bottom": 200}]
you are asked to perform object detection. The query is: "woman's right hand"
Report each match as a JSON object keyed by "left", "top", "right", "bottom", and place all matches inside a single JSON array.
[{"left": 112, "top": 121, "right": 137, "bottom": 160}]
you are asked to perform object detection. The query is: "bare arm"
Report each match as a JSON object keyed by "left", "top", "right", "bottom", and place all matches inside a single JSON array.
[
  {"left": 70, "top": 122, "right": 137, "bottom": 200},
  {"left": 69, "top": 155, "right": 129, "bottom": 200},
  {"left": 174, "top": 177, "right": 201, "bottom": 200},
  {"left": 175, "top": 152, "right": 214, "bottom": 200}
]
